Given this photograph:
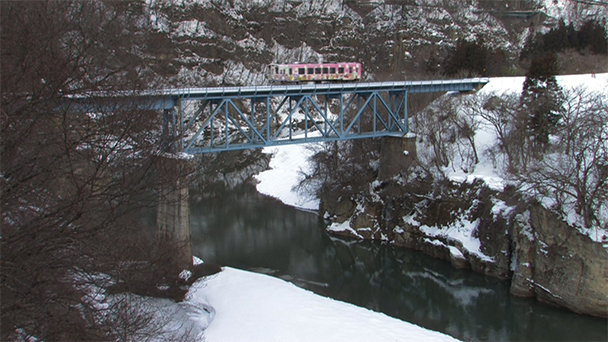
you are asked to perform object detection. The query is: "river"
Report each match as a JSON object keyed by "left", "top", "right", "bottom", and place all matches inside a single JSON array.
[{"left": 190, "top": 184, "right": 607, "bottom": 342}]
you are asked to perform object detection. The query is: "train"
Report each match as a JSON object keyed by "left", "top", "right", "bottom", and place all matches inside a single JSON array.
[{"left": 266, "top": 62, "right": 362, "bottom": 84}]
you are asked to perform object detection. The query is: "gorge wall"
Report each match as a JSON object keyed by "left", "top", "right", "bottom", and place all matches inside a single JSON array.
[{"left": 320, "top": 177, "right": 608, "bottom": 318}]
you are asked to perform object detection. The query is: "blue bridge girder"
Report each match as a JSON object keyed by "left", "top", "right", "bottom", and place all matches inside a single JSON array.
[
  {"left": 63, "top": 78, "right": 489, "bottom": 154},
  {"left": 176, "top": 89, "right": 411, "bottom": 154}
]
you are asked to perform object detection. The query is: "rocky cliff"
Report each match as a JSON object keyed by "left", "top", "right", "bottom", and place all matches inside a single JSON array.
[
  {"left": 511, "top": 203, "right": 608, "bottom": 318},
  {"left": 144, "top": 0, "right": 544, "bottom": 87},
  {"left": 320, "top": 173, "right": 608, "bottom": 318}
]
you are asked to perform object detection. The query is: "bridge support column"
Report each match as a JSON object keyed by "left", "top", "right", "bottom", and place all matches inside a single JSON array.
[
  {"left": 156, "top": 157, "right": 193, "bottom": 268},
  {"left": 378, "top": 136, "right": 417, "bottom": 181}
]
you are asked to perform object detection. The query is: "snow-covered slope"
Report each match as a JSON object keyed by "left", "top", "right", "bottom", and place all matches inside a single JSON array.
[{"left": 185, "top": 266, "right": 460, "bottom": 342}]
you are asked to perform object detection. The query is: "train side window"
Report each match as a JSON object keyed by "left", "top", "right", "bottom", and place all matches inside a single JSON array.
[
  {"left": 299, "top": 68, "right": 305, "bottom": 74},
  {"left": 322, "top": 67, "right": 328, "bottom": 74},
  {"left": 338, "top": 67, "right": 344, "bottom": 73},
  {"left": 349, "top": 67, "right": 353, "bottom": 73},
  {"left": 289, "top": 68, "right": 292, "bottom": 75},
  {"left": 315, "top": 67, "right": 321, "bottom": 74},
  {"left": 275, "top": 67, "right": 279, "bottom": 74},
  {"left": 308, "top": 68, "right": 314, "bottom": 75},
  {"left": 330, "top": 67, "right": 336, "bottom": 73}
]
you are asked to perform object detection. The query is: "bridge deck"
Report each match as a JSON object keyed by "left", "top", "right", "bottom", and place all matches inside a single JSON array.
[
  {"left": 154, "top": 78, "right": 489, "bottom": 106},
  {"left": 65, "top": 78, "right": 489, "bottom": 109},
  {"left": 63, "top": 78, "right": 489, "bottom": 154}
]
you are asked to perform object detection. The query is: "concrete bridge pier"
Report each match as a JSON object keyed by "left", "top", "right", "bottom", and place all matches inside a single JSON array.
[
  {"left": 378, "top": 135, "right": 417, "bottom": 181},
  {"left": 156, "top": 157, "right": 193, "bottom": 268}
]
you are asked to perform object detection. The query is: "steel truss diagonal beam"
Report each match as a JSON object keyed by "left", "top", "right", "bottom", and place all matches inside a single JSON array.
[
  {"left": 180, "top": 90, "right": 411, "bottom": 153},
  {"left": 173, "top": 78, "right": 488, "bottom": 153}
]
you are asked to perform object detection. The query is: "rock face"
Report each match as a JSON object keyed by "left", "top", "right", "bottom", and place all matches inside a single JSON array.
[
  {"left": 510, "top": 203, "right": 608, "bottom": 318},
  {"left": 321, "top": 180, "right": 608, "bottom": 318},
  {"left": 146, "top": 0, "right": 550, "bottom": 88},
  {"left": 378, "top": 136, "right": 416, "bottom": 180}
]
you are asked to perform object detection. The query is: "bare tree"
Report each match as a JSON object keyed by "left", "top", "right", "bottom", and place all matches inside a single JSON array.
[
  {"left": 477, "top": 92, "right": 533, "bottom": 174},
  {"left": 297, "top": 138, "right": 381, "bottom": 200},
  {"left": 1, "top": 1, "right": 194, "bottom": 340},
  {"left": 412, "top": 94, "right": 480, "bottom": 177},
  {"left": 521, "top": 87, "right": 608, "bottom": 229},
  {"left": 477, "top": 87, "right": 607, "bottom": 230}
]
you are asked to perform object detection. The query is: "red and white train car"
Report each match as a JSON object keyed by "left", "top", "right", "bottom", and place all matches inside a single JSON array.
[{"left": 266, "top": 62, "right": 362, "bottom": 83}]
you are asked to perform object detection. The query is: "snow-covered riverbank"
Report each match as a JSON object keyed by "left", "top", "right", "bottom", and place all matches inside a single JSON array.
[{"left": 183, "top": 266, "right": 459, "bottom": 342}]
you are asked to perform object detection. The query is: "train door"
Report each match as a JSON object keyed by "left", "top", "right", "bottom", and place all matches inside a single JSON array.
[{"left": 266, "top": 65, "right": 276, "bottom": 81}]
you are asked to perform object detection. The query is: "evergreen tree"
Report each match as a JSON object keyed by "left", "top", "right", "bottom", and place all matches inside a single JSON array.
[
  {"left": 520, "top": 19, "right": 607, "bottom": 60},
  {"left": 520, "top": 52, "right": 563, "bottom": 150},
  {"left": 543, "top": 20, "right": 570, "bottom": 53},
  {"left": 578, "top": 20, "right": 608, "bottom": 55},
  {"left": 566, "top": 22, "right": 579, "bottom": 51},
  {"left": 520, "top": 30, "right": 544, "bottom": 60},
  {"left": 443, "top": 38, "right": 488, "bottom": 77}
]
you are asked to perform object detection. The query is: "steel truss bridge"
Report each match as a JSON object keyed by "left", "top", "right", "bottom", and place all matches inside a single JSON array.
[{"left": 67, "top": 78, "right": 489, "bottom": 154}]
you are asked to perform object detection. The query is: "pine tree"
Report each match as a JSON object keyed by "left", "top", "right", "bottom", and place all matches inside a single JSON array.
[
  {"left": 520, "top": 30, "right": 544, "bottom": 61},
  {"left": 443, "top": 38, "right": 489, "bottom": 77},
  {"left": 543, "top": 20, "right": 570, "bottom": 53},
  {"left": 578, "top": 20, "right": 608, "bottom": 55},
  {"left": 566, "top": 22, "right": 579, "bottom": 51},
  {"left": 520, "top": 52, "right": 563, "bottom": 150}
]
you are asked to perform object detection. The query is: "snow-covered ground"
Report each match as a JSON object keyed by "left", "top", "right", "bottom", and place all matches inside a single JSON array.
[
  {"left": 444, "top": 73, "right": 608, "bottom": 247},
  {"left": 182, "top": 265, "right": 459, "bottom": 342},
  {"left": 254, "top": 140, "right": 321, "bottom": 210},
  {"left": 435, "top": 73, "right": 608, "bottom": 193}
]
